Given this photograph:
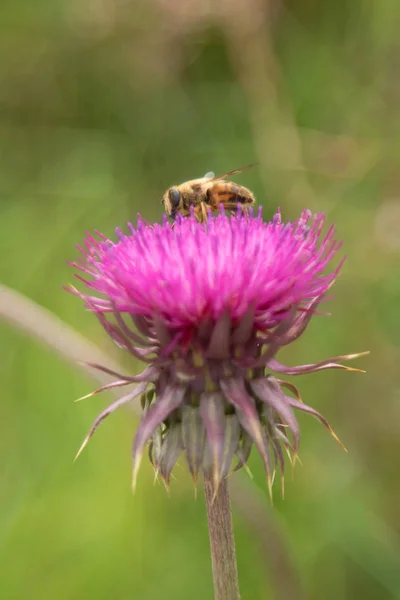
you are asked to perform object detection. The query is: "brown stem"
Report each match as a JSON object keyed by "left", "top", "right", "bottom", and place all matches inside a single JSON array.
[{"left": 204, "top": 475, "right": 241, "bottom": 600}]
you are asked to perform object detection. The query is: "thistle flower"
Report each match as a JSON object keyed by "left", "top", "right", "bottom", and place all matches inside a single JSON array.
[{"left": 69, "top": 208, "right": 366, "bottom": 495}]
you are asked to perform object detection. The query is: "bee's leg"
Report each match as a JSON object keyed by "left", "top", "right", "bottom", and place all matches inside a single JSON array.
[
  {"left": 200, "top": 202, "right": 209, "bottom": 223},
  {"left": 193, "top": 204, "right": 206, "bottom": 223},
  {"left": 220, "top": 202, "right": 253, "bottom": 217},
  {"left": 219, "top": 202, "right": 240, "bottom": 216}
]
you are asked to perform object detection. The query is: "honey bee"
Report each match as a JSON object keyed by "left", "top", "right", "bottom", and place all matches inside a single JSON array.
[{"left": 161, "top": 163, "right": 258, "bottom": 223}]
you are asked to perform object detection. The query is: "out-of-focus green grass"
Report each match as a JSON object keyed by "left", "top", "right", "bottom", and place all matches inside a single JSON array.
[{"left": 1, "top": 2, "right": 400, "bottom": 599}]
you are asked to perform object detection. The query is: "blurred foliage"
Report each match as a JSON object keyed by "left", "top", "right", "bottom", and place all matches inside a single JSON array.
[{"left": 1, "top": 1, "right": 400, "bottom": 599}]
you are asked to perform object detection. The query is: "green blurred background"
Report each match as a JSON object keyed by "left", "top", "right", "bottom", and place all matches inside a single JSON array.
[{"left": 1, "top": 1, "right": 400, "bottom": 599}]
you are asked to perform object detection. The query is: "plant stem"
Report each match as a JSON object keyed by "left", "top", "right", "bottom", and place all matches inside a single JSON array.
[{"left": 204, "top": 475, "right": 241, "bottom": 600}]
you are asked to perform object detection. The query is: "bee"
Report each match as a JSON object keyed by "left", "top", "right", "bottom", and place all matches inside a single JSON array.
[{"left": 161, "top": 163, "right": 258, "bottom": 223}]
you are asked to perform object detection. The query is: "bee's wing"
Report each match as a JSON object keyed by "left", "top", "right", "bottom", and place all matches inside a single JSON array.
[
  {"left": 203, "top": 171, "right": 215, "bottom": 179},
  {"left": 207, "top": 162, "right": 259, "bottom": 182}
]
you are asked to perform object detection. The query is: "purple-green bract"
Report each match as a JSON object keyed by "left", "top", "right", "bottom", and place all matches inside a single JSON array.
[{"left": 70, "top": 209, "right": 364, "bottom": 494}]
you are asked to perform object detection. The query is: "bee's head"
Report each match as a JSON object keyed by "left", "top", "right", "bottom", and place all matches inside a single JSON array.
[{"left": 162, "top": 187, "right": 181, "bottom": 219}]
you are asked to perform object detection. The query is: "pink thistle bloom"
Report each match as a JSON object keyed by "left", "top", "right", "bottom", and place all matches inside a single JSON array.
[{"left": 69, "top": 209, "right": 366, "bottom": 494}]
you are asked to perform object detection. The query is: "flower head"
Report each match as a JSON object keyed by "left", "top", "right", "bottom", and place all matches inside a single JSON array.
[{"left": 69, "top": 209, "right": 366, "bottom": 495}]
